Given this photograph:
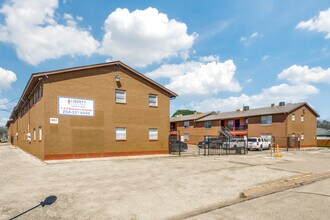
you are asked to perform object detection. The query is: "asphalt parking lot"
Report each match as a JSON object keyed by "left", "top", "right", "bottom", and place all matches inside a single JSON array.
[{"left": 0, "top": 143, "right": 329, "bottom": 219}]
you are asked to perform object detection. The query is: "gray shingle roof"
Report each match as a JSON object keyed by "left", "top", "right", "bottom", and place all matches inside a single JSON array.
[
  {"left": 170, "top": 112, "right": 213, "bottom": 122},
  {"left": 170, "top": 102, "right": 318, "bottom": 123},
  {"left": 317, "top": 128, "right": 330, "bottom": 136},
  {"left": 197, "top": 102, "right": 319, "bottom": 121}
]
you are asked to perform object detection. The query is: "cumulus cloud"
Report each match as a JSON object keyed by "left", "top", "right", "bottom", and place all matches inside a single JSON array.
[
  {"left": 0, "top": 0, "right": 99, "bottom": 65},
  {"left": 296, "top": 8, "right": 330, "bottom": 39},
  {"left": 0, "top": 67, "right": 17, "bottom": 90},
  {"left": 278, "top": 65, "right": 330, "bottom": 84},
  {"left": 99, "top": 7, "right": 196, "bottom": 68},
  {"left": 0, "top": 67, "right": 16, "bottom": 119},
  {"left": 146, "top": 58, "right": 241, "bottom": 96},
  {"left": 185, "top": 84, "right": 319, "bottom": 112}
]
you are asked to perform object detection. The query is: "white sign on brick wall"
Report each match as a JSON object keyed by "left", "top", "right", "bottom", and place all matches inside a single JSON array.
[
  {"left": 50, "top": 118, "right": 59, "bottom": 124},
  {"left": 58, "top": 97, "right": 94, "bottom": 117}
]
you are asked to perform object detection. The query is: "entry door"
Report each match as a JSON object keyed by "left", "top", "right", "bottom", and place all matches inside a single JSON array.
[{"left": 234, "top": 119, "right": 240, "bottom": 128}]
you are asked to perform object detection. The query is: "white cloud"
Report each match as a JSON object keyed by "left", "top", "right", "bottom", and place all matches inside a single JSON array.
[
  {"left": 63, "top": 13, "right": 77, "bottom": 27},
  {"left": 185, "top": 84, "right": 319, "bottom": 112},
  {"left": 0, "top": 116, "right": 10, "bottom": 126},
  {"left": 262, "top": 55, "right": 270, "bottom": 61},
  {"left": 246, "top": 78, "right": 252, "bottom": 83},
  {"left": 296, "top": 8, "right": 330, "bottom": 39},
  {"left": 240, "top": 32, "right": 262, "bottom": 46},
  {"left": 76, "top": 16, "right": 83, "bottom": 22},
  {"left": 0, "top": 67, "right": 17, "bottom": 90},
  {"left": 278, "top": 65, "right": 330, "bottom": 84},
  {"left": 199, "top": 55, "right": 219, "bottom": 62},
  {"left": 0, "top": 0, "right": 99, "bottom": 65},
  {"left": 99, "top": 7, "right": 196, "bottom": 68},
  {"left": 0, "top": 67, "right": 16, "bottom": 121},
  {"left": 0, "top": 98, "right": 10, "bottom": 110},
  {"left": 146, "top": 58, "right": 241, "bottom": 96}
]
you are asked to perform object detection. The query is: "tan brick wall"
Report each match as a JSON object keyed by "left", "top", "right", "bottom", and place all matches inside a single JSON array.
[
  {"left": 42, "top": 66, "right": 170, "bottom": 158},
  {"left": 286, "top": 105, "right": 317, "bottom": 147},
  {"left": 247, "top": 114, "right": 287, "bottom": 138},
  {"left": 176, "top": 120, "right": 220, "bottom": 144},
  {"left": 8, "top": 65, "right": 172, "bottom": 159},
  {"left": 7, "top": 94, "right": 45, "bottom": 159}
]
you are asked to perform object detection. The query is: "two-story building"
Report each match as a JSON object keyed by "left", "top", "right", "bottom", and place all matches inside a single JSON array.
[
  {"left": 171, "top": 102, "right": 319, "bottom": 148},
  {"left": 7, "top": 61, "right": 177, "bottom": 160}
]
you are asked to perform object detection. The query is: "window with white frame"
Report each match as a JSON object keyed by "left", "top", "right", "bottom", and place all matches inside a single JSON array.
[
  {"left": 183, "top": 121, "right": 190, "bottom": 128},
  {"left": 148, "top": 94, "right": 158, "bottom": 107},
  {"left": 204, "top": 121, "right": 211, "bottom": 129},
  {"left": 115, "top": 90, "right": 126, "bottom": 103},
  {"left": 292, "top": 114, "right": 295, "bottom": 121},
  {"left": 33, "top": 129, "right": 36, "bottom": 141},
  {"left": 301, "top": 115, "right": 304, "bottom": 122},
  {"left": 38, "top": 127, "right": 42, "bottom": 141},
  {"left": 261, "top": 115, "right": 272, "bottom": 125},
  {"left": 301, "top": 133, "right": 304, "bottom": 140},
  {"left": 115, "top": 128, "right": 126, "bottom": 140},
  {"left": 184, "top": 133, "right": 189, "bottom": 141},
  {"left": 149, "top": 128, "right": 158, "bottom": 140}
]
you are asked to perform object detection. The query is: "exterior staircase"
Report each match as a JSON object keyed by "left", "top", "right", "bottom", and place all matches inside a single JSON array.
[{"left": 220, "top": 126, "right": 236, "bottom": 139}]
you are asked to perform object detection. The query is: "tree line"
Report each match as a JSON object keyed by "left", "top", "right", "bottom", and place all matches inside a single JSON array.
[{"left": 317, "top": 120, "right": 330, "bottom": 130}]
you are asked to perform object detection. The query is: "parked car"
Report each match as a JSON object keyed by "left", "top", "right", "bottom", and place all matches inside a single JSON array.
[
  {"left": 198, "top": 137, "right": 222, "bottom": 148},
  {"left": 263, "top": 139, "right": 272, "bottom": 149},
  {"left": 228, "top": 138, "right": 246, "bottom": 148},
  {"left": 169, "top": 140, "right": 188, "bottom": 152},
  {"left": 209, "top": 139, "right": 224, "bottom": 149},
  {"left": 247, "top": 137, "right": 268, "bottom": 150},
  {"left": 0, "top": 138, "right": 8, "bottom": 143}
]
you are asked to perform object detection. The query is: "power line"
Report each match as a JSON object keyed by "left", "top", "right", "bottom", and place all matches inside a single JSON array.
[{"left": 2, "top": 98, "right": 19, "bottom": 106}]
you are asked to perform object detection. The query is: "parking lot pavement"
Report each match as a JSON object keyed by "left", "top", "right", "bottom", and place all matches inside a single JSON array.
[
  {"left": 188, "top": 177, "right": 330, "bottom": 220},
  {"left": 0, "top": 144, "right": 329, "bottom": 219}
]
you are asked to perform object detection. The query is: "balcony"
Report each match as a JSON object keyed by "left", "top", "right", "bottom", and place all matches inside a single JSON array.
[
  {"left": 228, "top": 125, "right": 248, "bottom": 131},
  {"left": 228, "top": 125, "right": 248, "bottom": 136}
]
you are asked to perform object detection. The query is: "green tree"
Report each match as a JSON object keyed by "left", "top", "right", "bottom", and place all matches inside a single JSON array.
[
  {"left": 0, "top": 126, "right": 7, "bottom": 139},
  {"left": 317, "top": 119, "right": 330, "bottom": 130},
  {"left": 172, "top": 109, "right": 197, "bottom": 117}
]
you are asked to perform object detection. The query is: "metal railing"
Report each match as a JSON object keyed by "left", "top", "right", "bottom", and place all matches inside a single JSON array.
[
  {"left": 220, "top": 126, "right": 234, "bottom": 139},
  {"left": 198, "top": 135, "right": 247, "bottom": 156}
]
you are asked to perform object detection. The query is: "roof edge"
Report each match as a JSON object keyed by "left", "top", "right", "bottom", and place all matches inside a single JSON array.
[{"left": 8, "top": 61, "right": 178, "bottom": 124}]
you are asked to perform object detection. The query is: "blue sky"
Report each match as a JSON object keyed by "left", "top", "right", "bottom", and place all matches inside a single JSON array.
[{"left": 0, "top": 0, "right": 330, "bottom": 125}]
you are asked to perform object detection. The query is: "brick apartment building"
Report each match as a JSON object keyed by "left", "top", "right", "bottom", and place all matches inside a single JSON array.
[
  {"left": 6, "top": 61, "right": 177, "bottom": 160},
  {"left": 170, "top": 102, "right": 319, "bottom": 148}
]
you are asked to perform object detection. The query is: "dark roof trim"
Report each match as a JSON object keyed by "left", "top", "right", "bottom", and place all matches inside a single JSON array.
[
  {"left": 10, "top": 61, "right": 178, "bottom": 123},
  {"left": 288, "top": 102, "right": 320, "bottom": 117}
]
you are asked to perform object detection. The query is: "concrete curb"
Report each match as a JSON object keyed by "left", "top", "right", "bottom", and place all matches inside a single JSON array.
[
  {"left": 168, "top": 171, "right": 330, "bottom": 220},
  {"left": 240, "top": 171, "right": 330, "bottom": 198},
  {"left": 44, "top": 154, "right": 177, "bottom": 164}
]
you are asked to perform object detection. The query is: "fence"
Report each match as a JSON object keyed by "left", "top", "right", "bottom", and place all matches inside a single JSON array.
[
  {"left": 272, "top": 136, "right": 300, "bottom": 151},
  {"left": 317, "top": 139, "right": 330, "bottom": 147},
  {"left": 198, "top": 135, "right": 247, "bottom": 156},
  {"left": 169, "top": 134, "right": 183, "bottom": 156}
]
